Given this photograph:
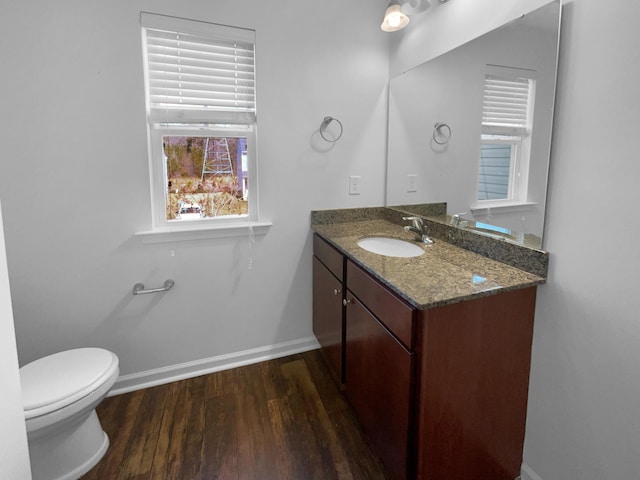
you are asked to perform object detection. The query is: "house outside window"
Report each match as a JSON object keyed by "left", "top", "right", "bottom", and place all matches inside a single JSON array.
[
  {"left": 141, "top": 13, "right": 257, "bottom": 229},
  {"left": 477, "top": 66, "right": 536, "bottom": 205}
]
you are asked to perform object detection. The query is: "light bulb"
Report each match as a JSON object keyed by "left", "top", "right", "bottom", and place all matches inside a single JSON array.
[{"left": 381, "top": 3, "right": 410, "bottom": 32}]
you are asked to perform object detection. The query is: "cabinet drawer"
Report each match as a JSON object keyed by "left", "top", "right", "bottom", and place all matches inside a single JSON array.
[
  {"left": 314, "top": 234, "right": 344, "bottom": 280},
  {"left": 347, "top": 260, "right": 415, "bottom": 350}
]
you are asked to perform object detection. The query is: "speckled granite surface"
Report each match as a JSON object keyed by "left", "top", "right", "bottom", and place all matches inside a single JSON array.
[
  {"left": 421, "top": 218, "right": 549, "bottom": 277},
  {"left": 311, "top": 215, "right": 546, "bottom": 310},
  {"left": 388, "top": 205, "right": 543, "bottom": 250},
  {"left": 310, "top": 207, "right": 389, "bottom": 225},
  {"left": 387, "top": 203, "right": 448, "bottom": 218},
  {"left": 311, "top": 206, "right": 549, "bottom": 277}
]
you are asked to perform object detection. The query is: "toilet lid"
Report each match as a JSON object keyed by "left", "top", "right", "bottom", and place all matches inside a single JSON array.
[{"left": 20, "top": 348, "right": 119, "bottom": 418}]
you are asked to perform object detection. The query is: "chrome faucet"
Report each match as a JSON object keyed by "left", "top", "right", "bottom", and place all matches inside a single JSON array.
[
  {"left": 402, "top": 216, "right": 434, "bottom": 244},
  {"left": 450, "top": 212, "right": 469, "bottom": 227}
]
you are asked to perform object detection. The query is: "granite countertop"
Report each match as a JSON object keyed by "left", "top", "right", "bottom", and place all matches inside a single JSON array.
[{"left": 313, "top": 219, "right": 545, "bottom": 310}]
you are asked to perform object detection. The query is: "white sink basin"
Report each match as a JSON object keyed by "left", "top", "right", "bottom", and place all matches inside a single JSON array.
[{"left": 357, "top": 237, "right": 425, "bottom": 258}]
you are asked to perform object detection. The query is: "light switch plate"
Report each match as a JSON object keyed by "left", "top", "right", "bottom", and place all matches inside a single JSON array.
[
  {"left": 349, "top": 175, "right": 361, "bottom": 195},
  {"left": 407, "top": 174, "right": 417, "bottom": 192}
]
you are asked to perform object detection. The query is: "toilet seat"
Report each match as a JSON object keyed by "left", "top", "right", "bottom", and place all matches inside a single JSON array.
[{"left": 21, "top": 348, "right": 119, "bottom": 420}]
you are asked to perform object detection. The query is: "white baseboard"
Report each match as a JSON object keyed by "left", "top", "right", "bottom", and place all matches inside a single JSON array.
[
  {"left": 109, "top": 336, "right": 321, "bottom": 396},
  {"left": 521, "top": 463, "right": 545, "bottom": 480}
]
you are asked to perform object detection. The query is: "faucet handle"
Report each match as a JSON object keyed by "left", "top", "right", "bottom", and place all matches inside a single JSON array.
[{"left": 402, "top": 216, "right": 424, "bottom": 229}]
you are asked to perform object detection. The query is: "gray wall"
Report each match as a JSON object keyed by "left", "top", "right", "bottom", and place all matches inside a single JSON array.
[
  {"left": 0, "top": 0, "right": 389, "bottom": 380},
  {"left": 525, "top": 1, "right": 640, "bottom": 478}
]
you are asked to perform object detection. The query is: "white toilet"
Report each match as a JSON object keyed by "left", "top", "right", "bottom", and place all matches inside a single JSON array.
[{"left": 20, "top": 348, "right": 119, "bottom": 480}]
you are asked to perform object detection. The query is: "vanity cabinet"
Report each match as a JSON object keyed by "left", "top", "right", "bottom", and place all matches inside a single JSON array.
[
  {"left": 312, "top": 233, "right": 537, "bottom": 480},
  {"left": 312, "top": 235, "right": 345, "bottom": 384}
]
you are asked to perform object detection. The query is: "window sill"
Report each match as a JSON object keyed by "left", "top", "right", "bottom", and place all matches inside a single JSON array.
[
  {"left": 135, "top": 221, "right": 272, "bottom": 244},
  {"left": 470, "top": 201, "right": 538, "bottom": 214}
]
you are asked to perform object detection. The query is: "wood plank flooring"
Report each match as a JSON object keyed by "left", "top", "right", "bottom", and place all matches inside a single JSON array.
[{"left": 83, "top": 349, "right": 388, "bottom": 480}]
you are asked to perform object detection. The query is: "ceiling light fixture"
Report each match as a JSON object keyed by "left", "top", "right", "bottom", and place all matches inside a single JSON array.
[
  {"left": 381, "top": 1, "right": 410, "bottom": 32},
  {"left": 381, "top": 0, "right": 450, "bottom": 33}
]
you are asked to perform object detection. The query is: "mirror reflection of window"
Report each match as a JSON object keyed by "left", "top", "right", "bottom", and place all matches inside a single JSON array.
[{"left": 477, "top": 65, "right": 536, "bottom": 204}]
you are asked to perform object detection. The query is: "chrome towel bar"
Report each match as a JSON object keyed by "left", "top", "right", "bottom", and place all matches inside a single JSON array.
[{"left": 132, "top": 279, "right": 175, "bottom": 295}]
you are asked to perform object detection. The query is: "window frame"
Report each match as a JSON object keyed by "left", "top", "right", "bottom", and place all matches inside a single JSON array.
[
  {"left": 475, "top": 65, "right": 536, "bottom": 209},
  {"left": 140, "top": 12, "right": 262, "bottom": 234},
  {"left": 148, "top": 124, "right": 258, "bottom": 229}
]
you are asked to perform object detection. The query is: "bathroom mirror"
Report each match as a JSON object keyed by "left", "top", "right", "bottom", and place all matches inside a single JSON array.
[{"left": 386, "top": 0, "right": 561, "bottom": 250}]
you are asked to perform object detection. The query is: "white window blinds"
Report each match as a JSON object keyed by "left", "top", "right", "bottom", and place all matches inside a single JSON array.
[
  {"left": 141, "top": 13, "right": 256, "bottom": 124},
  {"left": 482, "top": 70, "right": 534, "bottom": 134}
]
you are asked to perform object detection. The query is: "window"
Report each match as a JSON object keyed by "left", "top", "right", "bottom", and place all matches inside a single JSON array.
[
  {"left": 141, "top": 13, "right": 257, "bottom": 230},
  {"left": 477, "top": 66, "right": 536, "bottom": 204}
]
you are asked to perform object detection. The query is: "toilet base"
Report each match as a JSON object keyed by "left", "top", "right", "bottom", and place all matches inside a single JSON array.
[{"left": 28, "top": 409, "right": 109, "bottom": 480}]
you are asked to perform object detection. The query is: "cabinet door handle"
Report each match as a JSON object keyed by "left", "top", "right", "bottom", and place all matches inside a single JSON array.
[
  {"left": 333, "top": 288, "right": 341, "bottom": 296},
  {"left": 342, "top": 298, "right": 352, "bottom": 306}
]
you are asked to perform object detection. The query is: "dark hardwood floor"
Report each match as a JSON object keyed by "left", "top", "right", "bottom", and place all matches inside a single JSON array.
[{"left": 83, "top": 349, "right": 387, "bottom": 479}]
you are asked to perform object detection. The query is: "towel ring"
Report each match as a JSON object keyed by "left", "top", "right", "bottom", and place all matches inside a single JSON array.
[
  {"left": 433, "top": 122, "right": 451, "bottom": 145},
  {"left": 319, "top": 116, "right": 343, "bottom": 142}
]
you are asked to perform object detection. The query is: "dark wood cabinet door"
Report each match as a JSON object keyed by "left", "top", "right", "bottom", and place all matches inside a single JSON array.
[
  {"left": 345, "top": 292, "right": 414, "bottom": 480},
  {"left": 312, "top": 256, "right": 344, "bottom": 384},
  {"left": 415, "top": 287, "right": 537, "bottom": 480}
]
